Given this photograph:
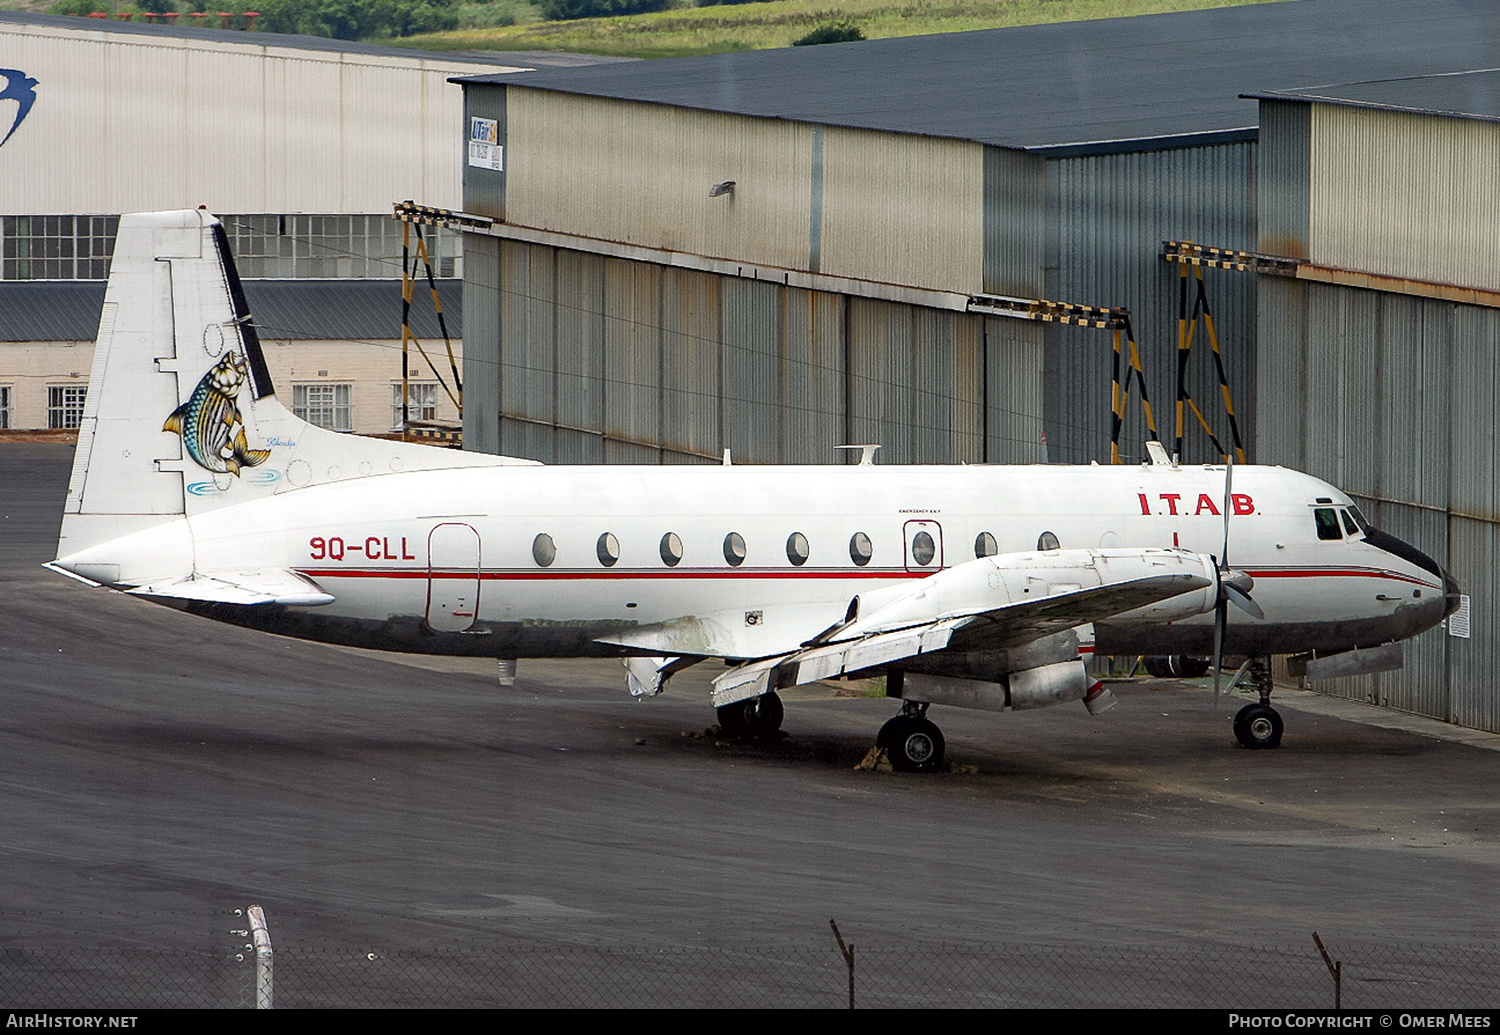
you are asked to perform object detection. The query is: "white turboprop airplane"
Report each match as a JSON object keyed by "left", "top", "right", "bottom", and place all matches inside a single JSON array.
[{"left": 47, "top": 211, "right": 1460, "bottom": 770}]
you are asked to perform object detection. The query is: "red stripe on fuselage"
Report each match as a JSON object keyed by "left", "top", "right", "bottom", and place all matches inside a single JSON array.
[{"left": 298, "top": 567, "right": 928, "bottom": 581}]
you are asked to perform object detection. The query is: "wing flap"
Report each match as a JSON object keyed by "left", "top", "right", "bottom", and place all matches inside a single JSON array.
[{"left": 125, "top": 568, "right": 334, "bottom": 606}]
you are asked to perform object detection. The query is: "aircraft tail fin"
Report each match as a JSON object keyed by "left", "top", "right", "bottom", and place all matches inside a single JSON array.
[{"left": 57, "top": 208, "right": 536, "bottom": 562}]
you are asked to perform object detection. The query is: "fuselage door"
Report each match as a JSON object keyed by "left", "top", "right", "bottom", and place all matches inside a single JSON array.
[
  {"left": 904, "top": 519, "right": 944, "bottom": 573},
  {"left": 427, "top": 522, "right": 481, "bottom": 632}
]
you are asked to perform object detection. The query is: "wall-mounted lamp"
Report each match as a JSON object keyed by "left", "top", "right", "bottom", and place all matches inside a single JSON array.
[{"left": 709, "top": 180, "right": 736, "bottom": 198}]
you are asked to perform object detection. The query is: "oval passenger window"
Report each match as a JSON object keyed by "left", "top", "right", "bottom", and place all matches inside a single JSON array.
[
  {"left": 597, "top": 532, "right": 620, "bottom": 567},
  {"left": 723, "top": 532, "right": 746, "bottom": 567},
  {"left": 850, "top": 532, "right": 873, "bottom": 567},
  {"left": 786, "top": 532, "right": 810, "bottom": 566},
  {"left": 660, "top": 532, "right": 683, "bottom": 566},
  {"left": 532, "top": 533, "right": 556, "bottom": 567},
  {"left": 912, "top": 531, "right": 936, "bottom": 566}
]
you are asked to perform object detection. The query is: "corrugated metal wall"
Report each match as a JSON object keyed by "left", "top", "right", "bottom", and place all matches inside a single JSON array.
[
  {"left": 1043, "top": 143, "right": 1259, "bottom": 466},
  {"left": 1309, "top": 106, "right": 1500, "bottom": 291},
  {"left": 490, "top": 87, "right": 988, "bottom": 295},
  {"left": 0, "top": 21, "right": 504, "bottom": 213},
  {"left": 501, "top": 90, "right": 816, "bottom": 272},
  {"left": 1257, "top": 275, "right": 1495, "bottom": 730},
  {"left": 464, "top": 238, "right": 1044, "bottom": 465}
]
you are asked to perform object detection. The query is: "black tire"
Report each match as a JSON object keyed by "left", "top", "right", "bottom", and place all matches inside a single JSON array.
[
  {"left": 1233, "top": 703, "right": 1284, "bottom": 749},
  {"left": 1144, "top": 656, "right": 1172, "bottom": 678},
  {"left": 1173, "top": 656, "right": 1211, "bottom": 679},
  {"left": 717, "top": 691, "right": 784, "bottom": 738},
  {"left": 878, "top": 715, "right": 946, "bottom": 773}
]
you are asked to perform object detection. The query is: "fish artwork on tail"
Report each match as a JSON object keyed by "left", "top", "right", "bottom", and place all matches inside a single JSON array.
[{"left": 163, "top": 351, "right": 272, "bottom": 476}]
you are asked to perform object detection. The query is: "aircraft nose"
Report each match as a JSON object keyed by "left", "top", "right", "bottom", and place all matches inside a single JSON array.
[{"left": 1444, "top": 569, "right": 1464, "bottom": 617}]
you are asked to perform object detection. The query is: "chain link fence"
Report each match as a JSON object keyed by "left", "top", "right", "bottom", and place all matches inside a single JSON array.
[{"left": 3, "top": 936, "right": 1498, "bottom": 1008}]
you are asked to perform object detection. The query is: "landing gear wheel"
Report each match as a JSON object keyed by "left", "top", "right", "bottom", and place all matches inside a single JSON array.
[
  {"left": 1233, "top": 703, "right": 1284, "bottom": 749},
  {"left": 878, "top": 715, "right": 946, "bottom": 773},
  {"left": 1173, "top": 656, "right": 1211, "bottom": 678},
  {"left": 716, "top": 691, "right": 784, "bottom": 739},
  {"left": 1145, "top": 655, "right": 1210, "bottom": 678}
]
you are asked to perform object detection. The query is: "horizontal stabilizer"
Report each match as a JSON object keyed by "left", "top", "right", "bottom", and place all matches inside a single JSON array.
[{"left": 124, "top": 569, "right": 334, "bottom": 607}]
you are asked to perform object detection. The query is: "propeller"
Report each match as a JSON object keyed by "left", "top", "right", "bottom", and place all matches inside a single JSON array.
[{"left": 1212, "top": 460, "right": 1263, "bottom": 705}]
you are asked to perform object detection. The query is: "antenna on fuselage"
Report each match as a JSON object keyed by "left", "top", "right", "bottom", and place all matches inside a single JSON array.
[{"left": 836, "top": 444, "right": 881, "bottom": 465}]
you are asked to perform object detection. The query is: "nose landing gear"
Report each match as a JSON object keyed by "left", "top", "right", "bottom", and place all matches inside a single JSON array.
[{"left": 1231, "top": 656, "right": 1283, "bottom": 749}]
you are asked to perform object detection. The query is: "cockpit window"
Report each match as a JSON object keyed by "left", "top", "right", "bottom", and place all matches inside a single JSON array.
[
  {"left": 1314, "top": 508, "right": 1343, "bottom": 541},
  {"left": 1340, "top": 509, "right": 1360, "bottom": 537},
  {"left": 1348, "top": 506, "right": 1371, "bottom": 534}
]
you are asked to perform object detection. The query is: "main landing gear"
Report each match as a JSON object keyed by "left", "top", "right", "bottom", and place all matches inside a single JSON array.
[
  {"left": 1231, "top": 656, "right": 1283, "bottom": 749},
  {"left": 716, "top": 691, "right": 784, "bottom": 739},
  {"left": 1143, "top": 655, "right": 1211, "bottom": 679},
  {"left": 878, "top": 701, "right": 946, "bottom": 773}
]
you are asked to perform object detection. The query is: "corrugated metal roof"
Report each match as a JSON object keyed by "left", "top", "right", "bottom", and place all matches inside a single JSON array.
[
  {"left": 1248, "top": 67, "right": 1500, "bottom": 123},
  {"left": 0, "top": 280, "right": 463, "bottom": 342},
  {"left": 458, "top": 0, "right": 1500, "bottom": 153}
]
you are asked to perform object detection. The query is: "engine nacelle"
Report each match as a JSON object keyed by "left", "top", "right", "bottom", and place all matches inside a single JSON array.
[{"left": 894, "top": 654, "right": 1101, "bottom": 715}]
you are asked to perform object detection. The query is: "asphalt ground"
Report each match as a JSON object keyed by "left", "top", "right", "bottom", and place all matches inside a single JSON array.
[{"left": 3, "top": 443, "right": 1499, "bottom": 1002}]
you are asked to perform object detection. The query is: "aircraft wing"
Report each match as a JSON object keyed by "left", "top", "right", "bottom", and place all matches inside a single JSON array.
[
  {"left": 598, "top": 548, "right": 1219, "bottom": 703},
  {"left": 123, "top": 569, "right": 335, "bottom": 607},
  {"left": 710, "top": 564, "right": 1213, "bottom": 705}
]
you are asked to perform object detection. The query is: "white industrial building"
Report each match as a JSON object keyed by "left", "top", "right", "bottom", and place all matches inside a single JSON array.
[{"left": 0, "top": 11, "right": 526, "bottom": 433}]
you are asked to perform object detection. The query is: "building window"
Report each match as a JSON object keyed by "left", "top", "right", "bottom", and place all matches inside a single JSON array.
[
  {"left": 293, "top": 383, "right": 352, "bottom": 432},
  {"left": 391, "top": 382, "right": 438, "bottom": 430},
  {"left": 2, "top": 215, "right": 118, "bottom": 280},
  {"left": 0, "top": 385, "right": 10, "bottom": 429},
  {"left": 48, "top": 385, "right": 87, "bottom": 429}
]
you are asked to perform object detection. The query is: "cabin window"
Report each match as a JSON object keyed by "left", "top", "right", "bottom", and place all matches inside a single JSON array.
[
  {"left": 597, "top": 532, "right": 620, "bottom": 566},
  {"left": 660, "top": 532, "right": 683, "bottom": 567},
  {"left": 786, "top": 532, "right": 810, "bottom": 566},
  {"left": 1037, "top": 531, "right": 1060, "bottom": 551},
  {"left": 975, "top": 532, "right": 997, "bottom": 558},
  {"left": 1313, "top": 508, "right": 1342, "bottom": 541},
  {"left": 911, "top": 531, "right": 936, "bottom": 566},
  {"left": 850, "top": 532, "right": 873, "bottom": 567},
  {"left": 532, "top": 533, "right": 556, "bottom": 567},
  {"left": 723, "top": 532, "right": 746, "bottom": 567}
]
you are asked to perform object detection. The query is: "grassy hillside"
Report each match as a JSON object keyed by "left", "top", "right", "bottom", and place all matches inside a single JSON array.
[{"left": 388, "top": 0, "right": 1288, "bottom": 59}]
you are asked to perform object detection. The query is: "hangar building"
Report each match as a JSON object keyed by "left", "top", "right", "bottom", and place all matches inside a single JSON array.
[
  {"left": 0, "top": 11, "right": 526, "bottom": 433},
  {"left": 449, "top": 0, "right": 1500, "bottom": 730},
  {"left": 1250, "top": 74, "right": 1500, "bottom": 729}
]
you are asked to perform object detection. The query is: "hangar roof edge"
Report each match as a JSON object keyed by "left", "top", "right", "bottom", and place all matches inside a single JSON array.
[
  {"left": 453, "top": 0, "right": 1500, "bottom": 152},
  {"left": 1245, "top": 67, "right": 1500, "bottom": 125}
]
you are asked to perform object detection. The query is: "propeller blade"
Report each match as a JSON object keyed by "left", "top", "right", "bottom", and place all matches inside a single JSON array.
[
  {"left": 1220, "top": 459, "right": 1234, "bottom": 572},
  {"left": 1224, "top": 581, "right": 1264, "bottom": 620},
  {"left": 1212, "top": 597, "right": 1226, "bottom": 706}
]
